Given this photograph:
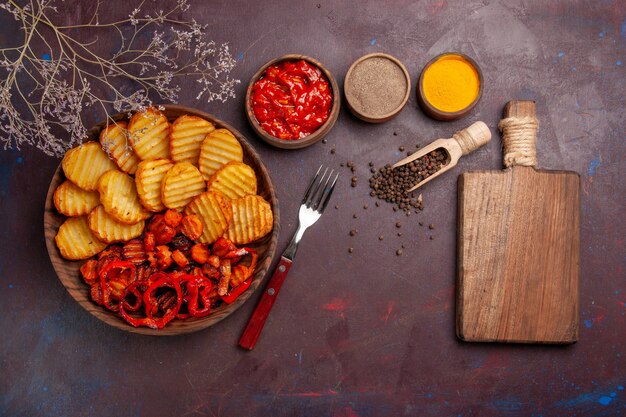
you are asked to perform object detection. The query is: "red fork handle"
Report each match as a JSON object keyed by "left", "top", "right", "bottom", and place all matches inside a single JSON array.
[{"left": 239, "top": 256, "right": 293, "bottom": 350}]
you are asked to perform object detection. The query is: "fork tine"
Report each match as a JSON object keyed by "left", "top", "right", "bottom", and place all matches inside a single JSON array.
[
  {"left": 311, "top": 169, "right": 334, "bottom": 211},
  {"left": 317, "top": 173, "right": 338, "bottom": 213},
  {"left": 301, "top": 165, "right": 323, "bottom": 204},
  {"left": 305, "top": 167, "right": 328, "bottom": 207}
]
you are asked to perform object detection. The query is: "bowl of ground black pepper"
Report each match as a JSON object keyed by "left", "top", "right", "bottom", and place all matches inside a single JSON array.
[
  {"left": 344, "top": 53, "right": 411, "bottom": 123},
  {"left": 246, "top": 54, "right": 341, "bottom": 149}
]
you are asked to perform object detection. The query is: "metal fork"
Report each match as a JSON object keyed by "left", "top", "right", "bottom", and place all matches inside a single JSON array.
[{"left": 239, "top": 166, "right": 338, "bottom": 350}]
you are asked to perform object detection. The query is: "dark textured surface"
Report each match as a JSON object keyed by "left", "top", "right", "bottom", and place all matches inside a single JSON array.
[{"left": 1, "top": 1, "right": 624, "bottom": 416}]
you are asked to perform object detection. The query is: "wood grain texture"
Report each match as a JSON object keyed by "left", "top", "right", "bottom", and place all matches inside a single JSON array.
[
  {"left": 457, "top": 100, "right": 580, "bottom": 344},
  {"left": 457, "top": 167, "right": 580, "bottom": 343},
  {"left": 44, "top": 105, "right": 280, "bottom": 336}
]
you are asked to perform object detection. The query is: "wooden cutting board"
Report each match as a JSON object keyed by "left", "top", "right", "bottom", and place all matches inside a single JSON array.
[{"left": 457, "top": 101, "right": 580, "bottom": 344}]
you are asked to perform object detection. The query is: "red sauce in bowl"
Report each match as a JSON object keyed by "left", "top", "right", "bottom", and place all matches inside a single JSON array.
[{"left": 251, "top": 60, "right": 333, "bottom": 140}]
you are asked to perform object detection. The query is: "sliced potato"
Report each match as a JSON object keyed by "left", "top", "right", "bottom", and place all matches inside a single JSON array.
[
  {"left": 62, "top": 142, "right": 118, "bottom": 191},
  {"left": 53, "top": 180, "right": 100, "bottom": 217},
  {"left": 127, "top": 107, "right": 171, "bottom": 160},
  {"left": 99, "top": 121, "right": 141, "bottom": 174},
  {"left": 88, "top": 205, "right": 144, "bottom": 243},
  {"left": 161, "top": 162, "right": 206, "bottom": 210},
  {"left": 198, "top": 128, "right": 243, "bottom": 180},
  {"left": 184, "top": 191, "right": 233, "bottom": 244},
  {"left": 135, "top": 159, "right": 174, "bottom": 212},
  {"left": 226, "top": 195, "right": 273, "bottom": 244},
  {"left": 169, "top": 115, "right": 215, "bottom": 166},
  {"left": 98, "top": 170, "right": 150, "bottom": 224},
  {"left": 55, "top": 216, "right": 107, "bottom": 260},
  {"left": 206, "top": 161, "right": 257, "bottom": 199}
]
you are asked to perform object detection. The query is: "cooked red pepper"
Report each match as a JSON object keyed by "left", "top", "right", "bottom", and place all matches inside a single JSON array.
[
  {"left": 85, "top": 236, "right": 259, "bottom": 329},
  {"left": 220, "top": 278, "right": 252, "bottom": 304},
  {"left": 177, "top": 274, "right": 214, "bottom": 318},
  {"left": 99, "top": 260, "right": 136, "bottom": 312},
  {"left": 218, "top": 245, "right": 257, "bottom": 303},
  {"left": 229, "top": 247, "right": 258, "bottom": 287},
  {"left": 119, "top": 272, "right": 182, "bottom": 329},
  {"left": 119, "top": 281, "right": 152, "bottom": 328},
  {"left": 251, "top": 60, "right": 332, "bottom": 140},
  {"left": 142, "top": 273, "right": 182, "bottom": 328},
  {"left": 80, "top": 260, "right": 98, "bottom": 285},
  {"left": 121, "top": 282, "right": 142, "bottom": 312}
]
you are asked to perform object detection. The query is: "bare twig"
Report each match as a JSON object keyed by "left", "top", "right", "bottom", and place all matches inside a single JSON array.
[{"left": 0, "top": 0, "right": 240, "bottom": 157}]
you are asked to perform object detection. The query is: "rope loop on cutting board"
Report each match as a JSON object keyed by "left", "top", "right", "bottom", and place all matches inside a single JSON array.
[{"left": 499, "top": 116, "right": 539, "bottom": 167}]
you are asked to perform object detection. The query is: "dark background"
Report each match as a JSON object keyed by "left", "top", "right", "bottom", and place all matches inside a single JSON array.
[{"left": 1, "top": 1, "right": 624, "bottom": 416}]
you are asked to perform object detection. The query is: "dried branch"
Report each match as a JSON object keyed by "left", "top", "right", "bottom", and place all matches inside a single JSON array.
[{"left": 0, "top": 0, "right": 240, "bottom": 157}]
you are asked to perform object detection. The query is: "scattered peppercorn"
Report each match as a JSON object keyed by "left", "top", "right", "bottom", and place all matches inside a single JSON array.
[
  {"left": 363, "top": 204, "right": 368, "bottom": 209},
  {"left": 397, "top": 232, "right": 402, "bottom": 237},
  {"left": 353, "top": 214, "right": 357, "bottom": 219},
  {"left": 378, "top": 235, "right": 384, "bottom": 241},
  {"left": 322, "top": 139, "right": 327, "bottom": 144},
  {"left": 368, "top": 162, "right": 374, "bottom": 167},
  {"left": 399, "top": 146, "right": 405, "bottom": 151},
  {"left": 330, "top": 148, "right": 336, "bottom": 154},
  {"left": 335, "top": 204, "right": 339, "bottom": 209},
  {"left": 348, "top": 247, "right": 353, "bottom": 253},
  {"left": 393, "top": 131, "right": 398, "bottom": 136},
  {"left": 418, "top": 222, "right": 423, "bottom": 226},
  {"left": 368, "top": 149, "right": 445, "bottom": 213},
  {"left": 429, "top": 236, "right": 434, "bottom": 240},
  {"left": 429, "top": 224, "right": 435, "bottom": 230},
  {"left": 396, "top": 249, "right": 403, "bottom": 256},
  {"left": 349, "top": 229, "right": 357, "bottom": 236},
  {"left": 375, "top": 201, "right": 380, "bottom": 207},
  {"left": 395, "top": 222, "right": 402, "bottom": 228}
]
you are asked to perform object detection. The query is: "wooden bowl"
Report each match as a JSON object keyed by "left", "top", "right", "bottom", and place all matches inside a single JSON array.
[
  {"left": 417, "top": 52, "right": 483, "bottom": 121},
  {"left": 44, "top": 105, "right": 280, "bottom": 336},
  {"left": 344, "top": 53, "right": 411, "bottom": 123},
  {"left": 245, "top": 54, "right": 340, "bottom": 149}
]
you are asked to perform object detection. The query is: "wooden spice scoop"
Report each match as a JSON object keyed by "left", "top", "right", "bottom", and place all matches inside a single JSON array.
[
  {"left": 457, "top": 100, "right": 580, "bottom": 344},
  {"left": 393, "top": 121, "right": 491, "bottom": 192}
]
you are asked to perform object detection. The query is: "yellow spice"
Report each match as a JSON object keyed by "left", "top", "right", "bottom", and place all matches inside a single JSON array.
[{"left": 422, "top": 55, "right": 480, "bottom": 113}]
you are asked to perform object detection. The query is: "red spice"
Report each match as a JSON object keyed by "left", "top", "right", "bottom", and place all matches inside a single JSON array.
[{"left": 251, "top": 60, "right": 332, "bottom": 140}]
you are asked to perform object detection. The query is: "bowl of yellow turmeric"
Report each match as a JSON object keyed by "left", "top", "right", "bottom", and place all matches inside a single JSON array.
[{"left": 417, "top": 52, "right": 483, "bottom": 121}]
